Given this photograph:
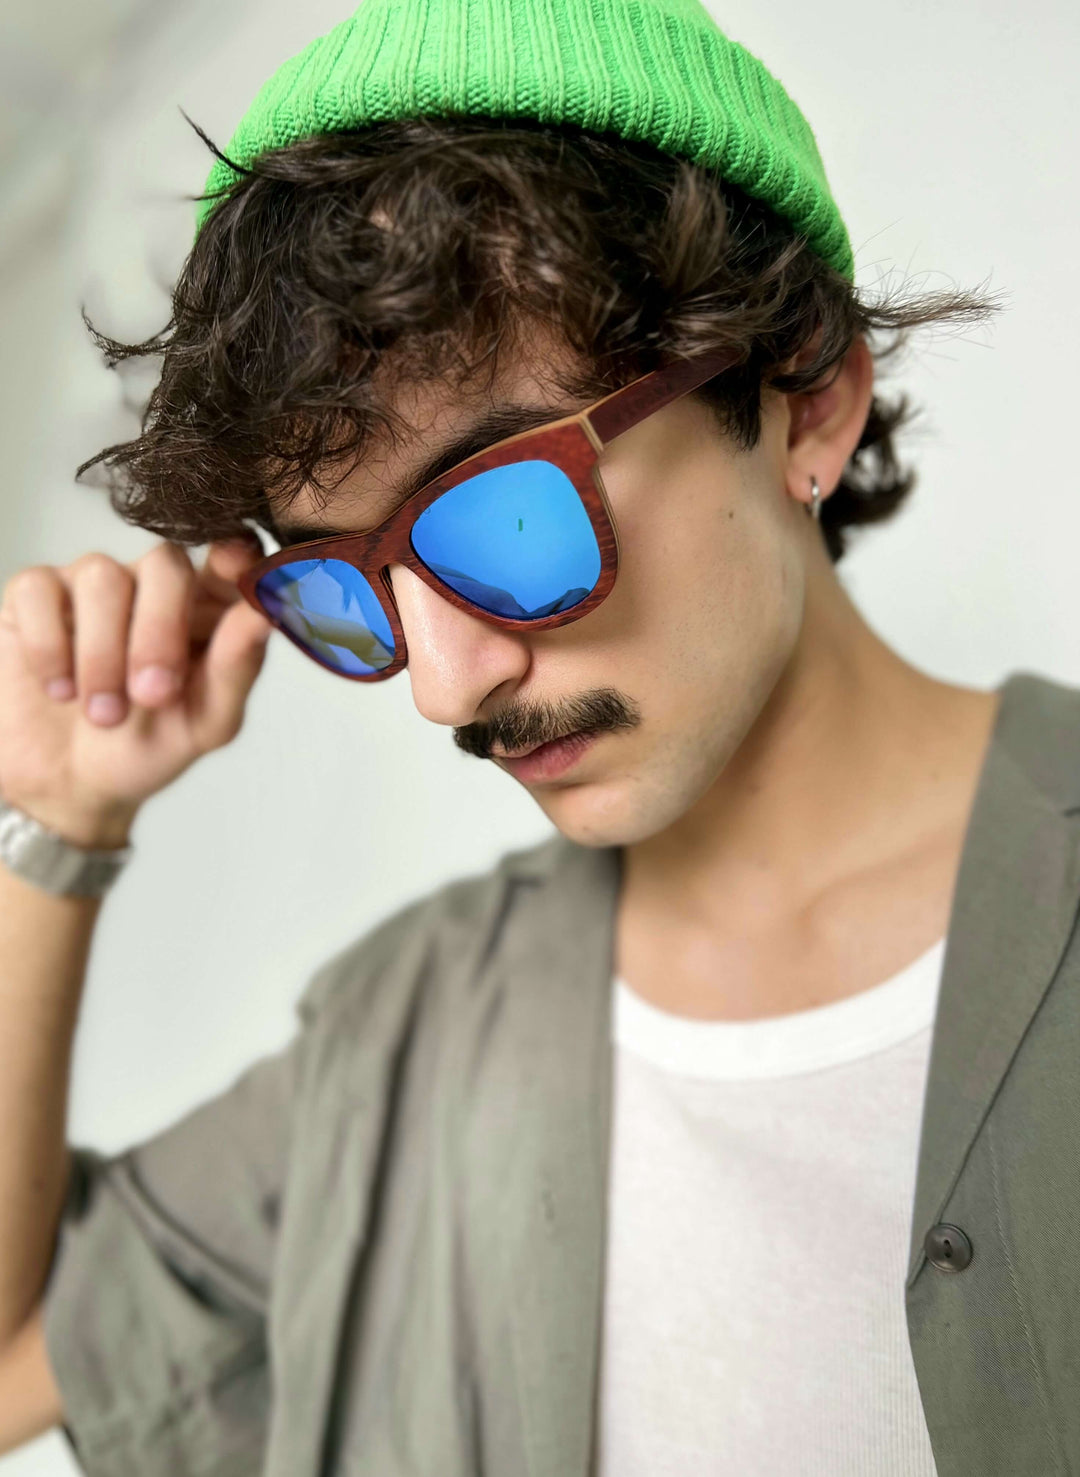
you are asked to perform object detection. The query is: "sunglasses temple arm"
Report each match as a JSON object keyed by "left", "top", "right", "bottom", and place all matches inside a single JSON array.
[{"left": 586, "top": 346, "right": 743, "bottom": 447}]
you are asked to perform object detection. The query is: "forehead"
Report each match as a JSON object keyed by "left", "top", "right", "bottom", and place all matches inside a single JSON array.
[{"left": 267, "top": 330, "right": 600, "bottom": 542}]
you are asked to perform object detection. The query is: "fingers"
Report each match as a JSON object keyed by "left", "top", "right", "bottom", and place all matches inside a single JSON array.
[
  {"left": 126, "top": 543, "right": 197, "bottom": 707},
  {"left": 184, "top": 534, "right": 273, "bottom": 748},
  {"left": 0, "top": 535, "right": 269, "bottom": 738},
  {"left": 184, "top": 596, "right": 272, "bottom": 751},
  {"left": 1, "top": 545, "right": 201, "bottom": 729},
  {"left": 67, "top": 555, "right": 137, "bottom": 726},
  {"left": 1, "top": 567, "right": 75, "bottom": 699},
  {"left": 197, "top": 532, "right": 267, "bottom": 606}
]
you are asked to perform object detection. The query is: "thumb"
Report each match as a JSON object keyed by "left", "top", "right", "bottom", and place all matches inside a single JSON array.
[
  {"left": 185, "top": 594, "right": 273, "bottom": 750},
  {"left": 197, "top": 532, "right": 268, "bottom": 606}
]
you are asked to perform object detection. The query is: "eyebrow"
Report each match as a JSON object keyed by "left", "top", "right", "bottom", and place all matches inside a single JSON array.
[{"left": 271, "top": 396, "right": 585, "bottom": 545}]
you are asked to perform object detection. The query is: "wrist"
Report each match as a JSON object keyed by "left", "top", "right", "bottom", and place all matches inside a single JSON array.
[{"left": 0, "top": 797, "right": 138, "bottom": 852}]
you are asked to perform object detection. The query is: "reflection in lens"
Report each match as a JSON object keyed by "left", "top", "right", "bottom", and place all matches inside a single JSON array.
[
  {"left": 256, "top": 559, "right": 395, "bottom": 675},
  {"left": 410, "top": 460, "right": 601, "bottom": 619}
]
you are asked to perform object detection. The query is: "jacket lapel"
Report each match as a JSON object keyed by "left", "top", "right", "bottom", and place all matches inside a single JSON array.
[
  {"left": 906, "top": 672, "right": 1080, "bottom": 1283},
  {"left": 489, "top": 672, "right": 1080, "bottom": 1475},
  {"left": 494, "top": 837, "right": 622, "bottom": 1477}
]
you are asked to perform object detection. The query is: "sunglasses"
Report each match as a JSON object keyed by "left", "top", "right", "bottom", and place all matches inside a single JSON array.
[{"left": 237, "top": 344, "right": 741, "bottom": 681}]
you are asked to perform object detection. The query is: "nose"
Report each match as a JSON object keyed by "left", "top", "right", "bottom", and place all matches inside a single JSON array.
[{"left": 386, "top": 563, "right": 531, "bottom": 725}]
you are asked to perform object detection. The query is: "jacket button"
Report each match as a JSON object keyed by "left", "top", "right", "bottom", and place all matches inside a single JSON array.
[{"left": 924, "top": 1223, "right": 973, "bottom": 1271}]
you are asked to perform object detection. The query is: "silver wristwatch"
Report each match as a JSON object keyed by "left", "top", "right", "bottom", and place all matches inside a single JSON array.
[{"left": 0, "top": 797, "right": 134, "bottom": 898}]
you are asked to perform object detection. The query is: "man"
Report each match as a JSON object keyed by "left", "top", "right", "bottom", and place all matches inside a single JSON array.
[{"left": 0, "top": 1, "right": 1077, "bottom": 1473}]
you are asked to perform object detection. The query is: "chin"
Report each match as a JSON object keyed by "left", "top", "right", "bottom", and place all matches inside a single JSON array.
[{"left": 530, "top": 766, "right": 698, "bottom": 850}]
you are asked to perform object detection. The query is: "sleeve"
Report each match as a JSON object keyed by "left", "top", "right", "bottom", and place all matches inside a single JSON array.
[
  {"left": 39, "top": 1022, "right": 306, "bottom": 1477},
  {"left": 38, "top": 869, "right": 476, "bottom": 1477}
]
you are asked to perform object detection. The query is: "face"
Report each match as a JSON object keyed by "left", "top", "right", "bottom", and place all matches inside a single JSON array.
[{"left": 269, "top": 334, "right": 821, "bottom": 850}]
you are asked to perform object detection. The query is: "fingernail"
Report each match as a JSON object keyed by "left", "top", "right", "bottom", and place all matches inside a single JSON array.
[
  {"left": 130, "top": 664, "right": 178, "bottom": 703},
  {"left": 46, "top": 677, "right": 75, "bottom": 701},
  {"left": 87, "top": 692, "right": 126, "bottom": 725}
]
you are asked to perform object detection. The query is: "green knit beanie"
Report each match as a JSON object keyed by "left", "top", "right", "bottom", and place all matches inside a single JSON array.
[{"left": 195, "top": 0, "right": 854, "bottom": 282}]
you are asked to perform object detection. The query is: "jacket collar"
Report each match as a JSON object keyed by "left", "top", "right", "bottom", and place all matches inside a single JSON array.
[
  {"left": 492, "top": 669, "right": 1080, "bottom": 1477},
  {"left": 904, "top": 673, "right": 1080, "bottom": 1283}
]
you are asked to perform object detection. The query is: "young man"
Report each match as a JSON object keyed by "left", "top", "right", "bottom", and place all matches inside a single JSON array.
[{"left": 0, "top": 1, "right": 1077, "bottom": 1473}]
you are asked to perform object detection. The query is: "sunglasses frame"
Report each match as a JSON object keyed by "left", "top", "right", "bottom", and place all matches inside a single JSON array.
[{"left": 237, "top": 343, "right": 742, "bottom": 681}]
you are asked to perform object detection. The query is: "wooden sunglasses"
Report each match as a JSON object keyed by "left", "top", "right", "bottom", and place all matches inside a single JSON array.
[{"left": 237, "top": 343, "right": 742, "bottom": 681}]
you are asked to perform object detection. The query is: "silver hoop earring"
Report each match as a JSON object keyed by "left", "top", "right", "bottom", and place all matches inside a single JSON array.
[{"left": 808, "top": 476, "right": 821, "bottom": 522}]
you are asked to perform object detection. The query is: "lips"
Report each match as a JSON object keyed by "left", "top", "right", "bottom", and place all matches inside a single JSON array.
[
  {"left": 497, "top": 729, "right": 599, "bottom": 783},
  {"left": 493, "top": 729, "right": 586, "bottom": 760}
]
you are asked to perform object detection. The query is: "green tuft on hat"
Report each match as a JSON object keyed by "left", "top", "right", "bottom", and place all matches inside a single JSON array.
[{"left": 195, "top": 0, "right": 854, "bottom": 282}]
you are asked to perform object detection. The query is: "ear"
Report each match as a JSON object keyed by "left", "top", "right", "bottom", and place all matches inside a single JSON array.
[{"left": 782, "top": 334, "right": 875, "bottom": 513}]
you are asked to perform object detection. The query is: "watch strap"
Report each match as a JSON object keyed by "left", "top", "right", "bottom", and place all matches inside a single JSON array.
[{"left": 0, "top": 798, "right": 134, "bottom": 898}]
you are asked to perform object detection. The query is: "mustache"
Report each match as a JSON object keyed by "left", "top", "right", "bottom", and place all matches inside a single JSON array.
[{"left": 453, "top": 687, "right": 641, "bottom": 759}]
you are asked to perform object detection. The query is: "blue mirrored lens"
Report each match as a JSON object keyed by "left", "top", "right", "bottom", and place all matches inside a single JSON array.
[
  {"left": 409, "top": 461, "right": 601, "bottom": 620},
  {"left": 256, "top": 559, "right": 395, "bottom": 675}
]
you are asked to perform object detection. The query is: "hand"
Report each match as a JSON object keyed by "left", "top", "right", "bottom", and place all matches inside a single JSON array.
[{"left": 0, "top": 536, "right": 273, "bottom": 849}]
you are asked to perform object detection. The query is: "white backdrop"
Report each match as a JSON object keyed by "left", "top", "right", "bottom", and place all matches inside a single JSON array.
[{"left": 1, "top": 0, "right": 1077, "bottom": 1469}]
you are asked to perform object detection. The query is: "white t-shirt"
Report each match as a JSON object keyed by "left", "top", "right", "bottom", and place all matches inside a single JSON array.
[{"left": 596, "top": 937, "right": 946, "bottom": 1476}]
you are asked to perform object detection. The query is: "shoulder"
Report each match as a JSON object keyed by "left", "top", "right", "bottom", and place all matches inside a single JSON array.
[
  {"left": 293, "top": 829, "right": 573, "bottom": 1031},
  {"left": 996, "top": 669, "right": 1080, "bottom": 811}
]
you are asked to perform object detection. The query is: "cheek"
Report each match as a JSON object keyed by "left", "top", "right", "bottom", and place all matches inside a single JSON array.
[{"left": 609, "top": 471, "right": 798, "bottom": 692}]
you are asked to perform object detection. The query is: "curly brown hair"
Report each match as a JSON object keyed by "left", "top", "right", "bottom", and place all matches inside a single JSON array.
[{"left": 76, "top": 113, "right": 1004, "bottom": 564}]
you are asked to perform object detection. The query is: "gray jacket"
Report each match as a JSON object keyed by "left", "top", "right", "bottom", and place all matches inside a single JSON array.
[{"left": 41, "top": 668, "right": 1080, "bottom": 1476}]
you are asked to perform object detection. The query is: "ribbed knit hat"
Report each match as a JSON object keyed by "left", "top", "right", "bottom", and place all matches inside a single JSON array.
[{"left": 195, "top": 0, "right": 854, "bottom": 281}]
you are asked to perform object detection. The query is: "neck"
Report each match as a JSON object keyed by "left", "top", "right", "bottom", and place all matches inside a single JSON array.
[{"left": 623, "top": 550, "right": 1001, "bottom": 941}]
